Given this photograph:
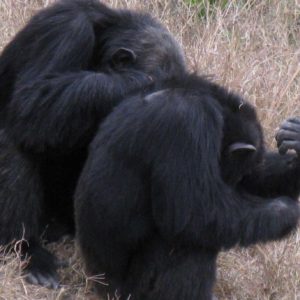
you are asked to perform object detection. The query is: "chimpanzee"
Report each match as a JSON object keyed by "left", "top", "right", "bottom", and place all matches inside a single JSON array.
[
  {"left": 75, "top": 73, "right": 300, "bottom": 300},
  {"left": 0, "top": 0, "right": 186, "bottom": 288}
]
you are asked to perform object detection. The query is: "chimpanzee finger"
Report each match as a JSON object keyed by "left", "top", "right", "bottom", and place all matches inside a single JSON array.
[
  {"left": 276, "top": 129, "right": 300, "bottom": 148},
  {"left": 285, "top": 116, "right": 300, "bottom": 125},
  {"left": 280, "top": 119, "right": 300, "bottom": 133},
  {"left": 278, "top": 140, "right": 300, "bottom": 156},
  {"left": 25, "top": 269, "right": 60, "bottom": 289},
  {"left": 25, "top": 273, "right": 39, "bottom": 285}
]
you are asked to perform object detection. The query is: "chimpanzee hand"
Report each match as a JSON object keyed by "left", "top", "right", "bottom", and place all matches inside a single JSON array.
[
  {"left": 121, "top": 69, "right": 153, "bottom": 92},
  {"left": 276, "top": 117, "right": 300, "bottom": 156}
]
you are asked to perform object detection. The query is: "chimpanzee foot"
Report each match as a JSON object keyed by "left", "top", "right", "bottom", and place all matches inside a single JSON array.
[
  {"left": 41, "top": 218, "right": 75, "bottom": 243},
  {"left": 23, "top": 244, "right": 65, "bottom": 289}
]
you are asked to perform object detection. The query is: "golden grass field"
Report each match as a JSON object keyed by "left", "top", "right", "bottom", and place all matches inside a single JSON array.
[{"left": 0, "top": 0, "right": 300, "bottom": 299}]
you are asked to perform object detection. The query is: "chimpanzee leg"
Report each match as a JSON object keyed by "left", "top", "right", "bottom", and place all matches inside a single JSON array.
[
  {"left": 0, "top": 130, "right": 60, "bottom": 288},
  {"left": 0, "top": 130, "right": 41, "bottom": 245},
  {"left": 125, "top": 239, "right": 217, "bottom": 300}
]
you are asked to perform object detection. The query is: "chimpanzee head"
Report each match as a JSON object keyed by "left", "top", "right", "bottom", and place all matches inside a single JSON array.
[
  {"left": 219, "top": 94, "right": 265, "bottom": 186},
  {"left": 92, "top": 8, "right": 186, "bottom": 80}
]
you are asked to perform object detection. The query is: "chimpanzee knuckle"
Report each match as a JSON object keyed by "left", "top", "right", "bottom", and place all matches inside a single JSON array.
[
  {"left": 287, "top": 141, "right": 300, "bottom": 151},
  {"left": 25, "top": 273, "right": 39, "bottom": 285},
  {"left": 281, "top": 131, "right": 300, "bottom": 145},
  {"left": 279, "top": 140, "right": 300, "bottom": 153},
  {"left": 283, "top": 122, "right": 300, "bottom": 134},
  {"left": 25, "top": 266, "right": 60, "bottom": 289},
  {"left": 275, "top": 129, "right": 285, "bottom": 142},
  {"left": 36, "top": 273, "right": 51, "bottom": 287},
  {"left": 294, "top": 142, "right": 300, "bottom": 152},
  {"left": 276, "top": 140, "right": 282, "bottom": 150},
  {"left": 278, "top": 144, "right": 288, "bottom": 155},
  {"left": 281, "top": 121, "right": 293, "bottom": 131},
  {"left": 45, "top": 274, "right": 60, "bottom": 289},
  {"left": 292, "top": 124, "right": 300, "bottom": 134},
  {"left": 288, "top": 116, "right": 300, "bottom": 124}
]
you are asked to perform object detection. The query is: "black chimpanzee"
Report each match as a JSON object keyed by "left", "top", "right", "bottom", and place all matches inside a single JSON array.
[
  {"left": 0, "top": 0, "right": 186, "bottom": 288},
  {"left": 75, "top": 73, "right": 300, "bottom": 300}
]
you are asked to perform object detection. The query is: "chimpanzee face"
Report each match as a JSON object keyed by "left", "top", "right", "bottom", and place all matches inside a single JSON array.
[
  {"left": 220, "top": 101, "right": 264, "bottom": 186},
  {"left": 94, "top": 22, "right": 186, "bottom": 81}
]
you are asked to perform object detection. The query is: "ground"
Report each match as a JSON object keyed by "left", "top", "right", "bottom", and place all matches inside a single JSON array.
[{"left": 0, "top": 0, "right": 300, "bottom": 299}]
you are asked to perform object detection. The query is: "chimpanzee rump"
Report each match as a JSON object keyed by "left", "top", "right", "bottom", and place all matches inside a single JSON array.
[
  {"left": 0, "top": 0, "right": 186, "bottom": 287},
  {"left": 75, "top": 74, "right": 300, "bottom": 300}
]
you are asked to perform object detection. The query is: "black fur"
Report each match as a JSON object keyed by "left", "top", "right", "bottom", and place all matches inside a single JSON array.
[
  {"left": 0, "top": 0, "right": 186, "bottom": 288},
  {"left": 75, "top": 74, "right": 300, "bottom": 300}
]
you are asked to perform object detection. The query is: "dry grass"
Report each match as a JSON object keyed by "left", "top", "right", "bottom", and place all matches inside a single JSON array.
[{"left": 0, "top": 0, "right": 300, "bottom": 299}]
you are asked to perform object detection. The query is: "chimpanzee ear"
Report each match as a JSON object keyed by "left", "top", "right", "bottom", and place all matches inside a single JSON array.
[
  {"left": 111, "top": 48, "right": 137, "bottom": 68},
  {"left": 228, "top": 142, "right": 256, "bottom": 154}
]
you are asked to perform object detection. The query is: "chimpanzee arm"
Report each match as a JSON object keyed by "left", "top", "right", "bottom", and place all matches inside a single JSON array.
[
  {"left": 2, "top": 0, "right": 149, "bottom": 153},
  {"left": 7, "top": 71, "right": 148, "bottom": 153},
  {"left": 240, "top": 116, "right": 300, "bottom": 199},
  {"left": 237, "top": 194, "right": 299, "bottom": 247},
  {"left": 240, "top": 152, "right": 300, "bottom": 199},
  {"left": 0, "top": 0, "right": 97, "bottom": 81},
  {"left": 0, "top": 0, "right": 94, "bottom": 150},
  {"left": 145, "top": 92, "right": 299, "bottom": 250}
]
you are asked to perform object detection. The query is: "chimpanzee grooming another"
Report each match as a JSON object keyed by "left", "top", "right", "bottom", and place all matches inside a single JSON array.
[
  {"left": 0, "top": 0, "right": 186, "bottom": 288},
  {"left": 75, "top": 73, "right": 300, "bottom": 300}
]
